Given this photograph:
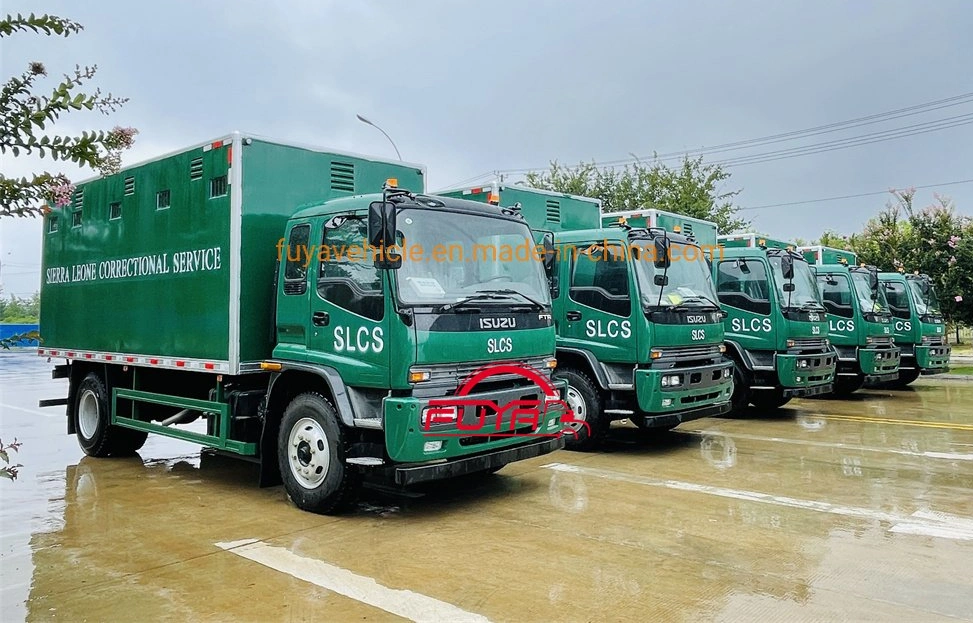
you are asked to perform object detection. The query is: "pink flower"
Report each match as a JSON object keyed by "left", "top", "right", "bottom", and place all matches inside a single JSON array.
[
  {"left": 956, "top": 295, "right": 964, "bottom": 303},
  {"left": 47, "top": 175, "right": 75, "bottom": 208},
  {"left": 948, "top": 235, "right": 961, "bottom": 249},
  {"left": 949, "top": 256, "right": 957, "bottom": 266}
]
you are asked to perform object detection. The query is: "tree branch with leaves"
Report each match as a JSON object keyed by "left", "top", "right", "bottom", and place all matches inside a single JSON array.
[{"left": 0, "top": 12, "right": 138, "bottom": 217}]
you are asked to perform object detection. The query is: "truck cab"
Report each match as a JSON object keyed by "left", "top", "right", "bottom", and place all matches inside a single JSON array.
[
  {"left": 714, "top": 235, "right": 836, "bottom": 412},
  {"left": 801, "top": 246, "right": 901, "bottom": 394},
  {"left": 438, "top": 186, "right": 733, "bottom": 449},
  {"left": 878, "top": 271, "right": 950, "bottom": 385}
]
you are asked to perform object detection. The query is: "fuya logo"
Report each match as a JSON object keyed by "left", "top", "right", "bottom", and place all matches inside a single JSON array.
[{"left": 420, "top": 363, "right": 587, "bottom": 440}]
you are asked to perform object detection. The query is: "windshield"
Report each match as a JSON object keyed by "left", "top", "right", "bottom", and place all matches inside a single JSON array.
[
  {"left": 393, "top": 208, "right": 551, "bottom": 307},
  {"left": 850, "top": 271, "right": 888, "bottom": 314},
  {"left": 769, "top": 256, "right": 822, "bottom": 309},
  {"left": 634, "top": 242, "right": 720, "bottom": 309},
  {"left": 907, "top": 278, "right": 942, "bottom": 316}
]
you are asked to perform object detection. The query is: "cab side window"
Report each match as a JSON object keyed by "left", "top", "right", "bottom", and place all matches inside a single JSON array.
[
  {"left": 318, "top": 218, "right": 384, "bottom": 321},
  {"left": 883, "top": 281, "right": 912, "bottom": 319},
  {"left": 817, "top": 273, "right": 854, "bottom": 318},
  {"left": 716, "top": 259, "right": 771, "bottom": 315},
  {"left": 283, "top": 224, "right": 310, "bottom": 295},
  {"left": 569, "top": 244, "right": 631, "bottom": 317}
]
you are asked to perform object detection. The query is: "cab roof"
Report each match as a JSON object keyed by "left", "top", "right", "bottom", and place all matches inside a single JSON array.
[{"left": 290, "top": 192, "right": 518, "bottom": 221}]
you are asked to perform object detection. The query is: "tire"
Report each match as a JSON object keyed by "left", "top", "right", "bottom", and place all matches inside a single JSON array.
[
  {"left": 277, "top": 392, "right": 359, "bottom": 514},
  {"left": 555, "top": 368, "right": 606, "bottom": 451},
  {"left": 729, "top": 363, "right": 751, "bottom": 414},
  {"left": 74, "top": 372, "right": 148, "bottom": 457},
  {"left": 833, "top": 374, "right": 865, "bottom": 396},
  {"left": 892, "top": 368, "right": 921, "bottom": 387},
  {"left": 750, "top": 388, "right": 791, "bottom": 411}
]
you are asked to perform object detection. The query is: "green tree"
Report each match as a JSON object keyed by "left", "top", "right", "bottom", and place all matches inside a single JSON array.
[
  {"left": 1, "top": 13, "right": 137, "bottom": 217},
  {"left": 524, "top": 155, "right": 749, "bottom": 233}
]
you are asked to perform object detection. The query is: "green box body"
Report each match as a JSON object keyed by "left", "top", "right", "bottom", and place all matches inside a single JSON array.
[
  {"left": 603, "top": 209, "right": 720, "bottom": 247},
  {"left": 800, "top": 245, "right": 857, "bottom": 266},
  {"left": 718, "top": 233, "right": 795, "bottom": 251},
  {"left": 40, "top": 133, "right": 424, "bottom": 374},
  {"left": 438, "top": 184, "right": 602, "bottom": 232}
]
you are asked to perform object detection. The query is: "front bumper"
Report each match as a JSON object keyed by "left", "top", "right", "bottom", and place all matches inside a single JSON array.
[
  {"left": 394, "top": 436, "right": 563, "bottom": 485},
  {"left": 859, "top": 345, "right": 901, "bottom": 379},
  {"left": 915, "top": 343, "right": 951, "bottom": 373},
  {"left": 635, "top": 360, "right": 734, "bottom": 415},
  {"left": 635, "top": 400, "right": 732, "bottom": 430},
  {"left": 383, "top": 380, "right": 566, "bottom": 464},
  {"left": 776, "top": 350, "right": 837, "bottom": 395}
]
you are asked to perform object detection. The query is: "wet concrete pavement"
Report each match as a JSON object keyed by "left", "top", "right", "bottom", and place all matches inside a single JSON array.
[{"left": 2, "top": 350, "right": 973, "bottom": 621}]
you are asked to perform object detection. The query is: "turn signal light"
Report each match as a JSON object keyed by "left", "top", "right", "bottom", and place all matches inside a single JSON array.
[
  {"left": 488, "top": 192, "right": 500, "bottom": 205},
  {"left": 260, "top": 361, "right": 282, "bottom": 371},
  {"left": 409, "top": 370, "right": 431, "bottom": 383},
  {"left": 385, "top": 178, "right": 398, "bottom": 188}
]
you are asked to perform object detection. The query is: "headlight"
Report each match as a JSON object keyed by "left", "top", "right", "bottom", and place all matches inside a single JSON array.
[
  {"left": 661, "top": 374, "right": 682, "bottom": 387},
  {"left": 797, "top": 359, "right": 809, "bottom": 368},
  {"left": 722, "top": 367, "right": 732, "bottom": 378},
  {"left": 421, "top": 405, "right": 458, "bottom": 426}
]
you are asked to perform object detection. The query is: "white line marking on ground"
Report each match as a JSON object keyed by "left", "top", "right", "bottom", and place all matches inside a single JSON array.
[
  {"left": 216, "top": 539, "right": 491, "bottom": 622},
  {"left": 541, "top": 463, "right": 973, "bottom": 541},
  {"left": 683, "top": 429, "right": 973, "bottom": 461},
  {"left": 0, "top": 402, "right": 61, "bottom": 418}
]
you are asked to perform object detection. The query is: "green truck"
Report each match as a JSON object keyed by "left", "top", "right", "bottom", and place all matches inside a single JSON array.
[
  {"left": 878, "top": 271, "right": 950, "bottom": 385},
  {"left": 38, "top": 134, "right": 564, "bottom": 513},
  {"left": 439, "top": 186, "right": 734, "bottom": 449},
  {"left": 800, "top": 246, "right": 901, "bottom": 394},
  {"left": 714, "top": 234, "right": 836, "bottom": 411}
]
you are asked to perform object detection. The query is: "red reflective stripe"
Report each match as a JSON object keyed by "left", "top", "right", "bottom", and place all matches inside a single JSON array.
[
  {"left": 51, "top": 350, "right": 59, "bottom": 356},
  {"left": 204, "top": 363, "right": 215, "bottom": 370},
  {"left": 67, "top": 351, "right": 75, "bottom": 357},
  {"left": 84, "top": 353, "right": 93, "bottom": 359},
  {"left": 227, "top": 146, "right": 232, "bottom": 164},
  {"left": 212, "top": 141, "right": 223, "bottom": 150},
  {"left": 126, "top": 357, "right": 136, "bottom": 363},
  {"left": 149, "top": 358, "right": 159, "bottom": 365},
  {"left": 105, "top": 355, "right": 113, "bottom": 361},
  {"left": 175, "top": 360, "right": 186, "bottom": 367}
]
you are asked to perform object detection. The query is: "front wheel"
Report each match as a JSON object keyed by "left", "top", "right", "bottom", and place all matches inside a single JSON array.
[
  {"left": 750, "top": 388, "right": 791, "bottom": 411},
  {"left": 74, "top": 372, "right": 148, "bottom": 457},
  {"left": 729, "top": 364, "right": 751, "bottom": 414},
  {"left": 833, "top": 374, "right": 865, "bottom": 396},
  {"left": 555, "top": 368, "right": 606, "bottom": 451},
  {"left": 892, "top": 368, "right": 921, "bottom": 387},
  {"left": 277, "top": 392, "right": 359, "bottom": 514}
]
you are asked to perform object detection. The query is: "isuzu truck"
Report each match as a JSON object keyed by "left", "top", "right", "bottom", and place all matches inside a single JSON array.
[
  {"left": 878, "top": 270, "right": 950, "bottom": 385},
  {"left": 712, "top": 234, "right": 836, "bottom": 411},
  {"left": 439, "top": 186, "right": 734, "bottom": 449},
  {"left": 800, "top": 246, "right": 901, "bottom": 394},
  {"left": 38, "top": 133, "right": 564, "bottom": 513}
]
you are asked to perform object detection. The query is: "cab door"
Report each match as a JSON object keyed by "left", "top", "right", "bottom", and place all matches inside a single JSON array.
[
  {"left": 305, "top": 215, "right": 390, "bottom": 387},
  {"left": 558, "top": 241, "right": 637, "bottom": 364}
]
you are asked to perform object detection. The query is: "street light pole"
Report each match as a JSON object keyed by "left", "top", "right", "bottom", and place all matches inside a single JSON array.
[{"left": 356, "top": 114, "right": 402, "bottom": 161}]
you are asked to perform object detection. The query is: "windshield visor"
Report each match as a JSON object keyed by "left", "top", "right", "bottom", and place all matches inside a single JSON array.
[{"left": 394, "top": 208, "right": 551, "bottom": 307}]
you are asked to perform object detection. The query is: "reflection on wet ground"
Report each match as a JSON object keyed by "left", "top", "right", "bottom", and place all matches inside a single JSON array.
[{"left": 2, "top": 351, "right": 972, "bottom": 621}]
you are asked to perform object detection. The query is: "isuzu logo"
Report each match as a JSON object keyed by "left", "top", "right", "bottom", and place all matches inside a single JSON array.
[
  {"left": 480, "top": 317, "right": 517, "bottom": 329},
  {"left": 686, "top": 315, "right": 707, "bottom": 324}
]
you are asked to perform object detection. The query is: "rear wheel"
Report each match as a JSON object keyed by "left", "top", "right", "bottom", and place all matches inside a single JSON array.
[
  {"left": 750, "top": 388, "right": 791, "bottom": 411},
  {"left": 892, "top": 368, "right": 921, "bottom": 387},
  {"left": 74, "top": 372, "right": 148, "bottom": 457},
  {"left": 833, "top": 374, "right": 865, "bottom": 396},
  {"left": 278, "top": 392, "right": 359, "bottom": 514},
  {"left": 555, "top": 368, "right": 606, "bottom": 451}
]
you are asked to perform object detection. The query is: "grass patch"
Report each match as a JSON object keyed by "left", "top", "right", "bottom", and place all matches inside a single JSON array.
[{"left": 948, "top": 365, "right": 973, "bottom": 376}]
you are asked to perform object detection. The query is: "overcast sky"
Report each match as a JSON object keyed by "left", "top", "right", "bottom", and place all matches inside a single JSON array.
[{"left": 2, "top": 0, "right": 972, "bottom": 296}]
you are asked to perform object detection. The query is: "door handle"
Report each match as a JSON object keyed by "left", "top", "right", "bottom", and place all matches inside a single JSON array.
[
  {"left": 312, "top": 311, "right": 330, "bottom": 326},
  {"left": 566, "top": 310, "right": 582, "bottom": 321}
]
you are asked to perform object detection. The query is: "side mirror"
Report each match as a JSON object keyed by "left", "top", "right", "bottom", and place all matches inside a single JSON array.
[
  {"left": 542, "top": 232, "right": 556, "bottom": 275},
  {"left": 738, "top": 259, "right": 751, "bottom": 275},
  {"left": 653, "top": 236, "right": 671, "bottom": 269},
  {"left": 781, "top": 254, "right": 795, "bottom": 280},
  {"left": 654, "top": 274, "right": 669, "bottom": 286},
  {"left": 368, "top": 201, "right": 400, "bottom": 269},
  {"left": 869, "top": 270, "right": 879, "bottom": 295},
  {"left": 783, "top": 283, "right": 796, "bottom": 292}
]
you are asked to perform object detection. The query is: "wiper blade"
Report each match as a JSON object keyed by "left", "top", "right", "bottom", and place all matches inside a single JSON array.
[
  {"left": 478, "top": 288, "right": 546, "bottom": 310},
  {"left": 680, "top": 295, "right": 722, "bottom": 310},
  {"left": 796, "top": 301, "right": 826, "bottom": 312},
  {"left": 438, "top": 293, "right": 507, "bottom": 313}
]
